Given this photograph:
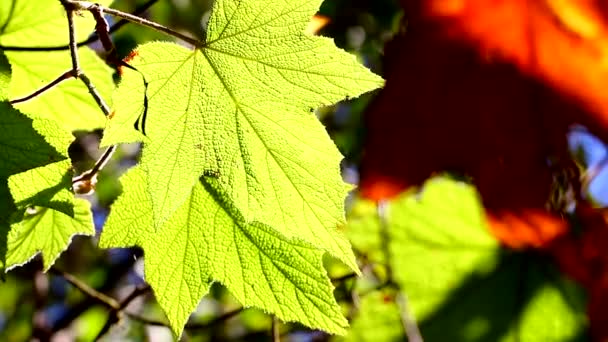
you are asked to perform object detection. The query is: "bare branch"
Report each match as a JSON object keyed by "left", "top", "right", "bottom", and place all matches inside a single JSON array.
[
  {"left": 1, "top": 0, "right": 160, "bottom": 52},
  {"left": 272, "top": 316, "right": 281, "bottom": 342},
  {"left": 10, "top": 70, "right": 74, "bottom": 104},
  {"left": 66, "top": 0, "right": 199, "bottom": 47},
  {"left": 125, "top": 307, "right": 245, "bottom": 331},
  {"left": 50, "top": 268, "right": 119, "bottom": 309}
]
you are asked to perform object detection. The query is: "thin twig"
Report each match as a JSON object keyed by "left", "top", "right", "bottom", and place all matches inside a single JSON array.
[
  {"left": 49, "top": 249, "right": 143, "bottom": 335},
  {"left": 51, "top": 268, "right": 152, "bottom": 340},
  {"left": 125, "top": 312, "right": 168, "bottom": 326},
  {"left": 396, "top": 292, "right": 423, "bottom": 342},
  {"left": 377, "top": 200, "right": 424, "bottom": 342},
  {"left": 331, "top": 272, "right": 357, "bottom": 283},
  {"left": 60, "top": 1, "right": 111, "bottom": 115},
  {"left": 125, "top": 307, "right": 245, "bottom": 330},
  {"left": 58, "top": 0, "right": 116, "bottom": 193},
  {"left": 9, "top": 70, "right": 74, "bottom": 104},
  {"left": 50, "top": 268, "right": 120, "bottom": 309},
  {"left": 63, "top": 4, "right": 81, "bottom": 73},
  {"left": 120, "top": 284, "right": 151, "bottom": 309},
  {"left": 95, "top": 284, "right": 152, "bottom": 340},
  {"left": 272, "top": 316, "right": 281, "bottom": 342},
  {"left": 67, "top": 1, "right": 199, "bottom": 46},
  {"left": 79, "top": 73, "right": 111, "bottom": 114},
  {"left": 185, "top": 307, "right": 244, "bottom": 329},
  {"left": 1, "top": 0, "right": 160, "bottom": 52}
]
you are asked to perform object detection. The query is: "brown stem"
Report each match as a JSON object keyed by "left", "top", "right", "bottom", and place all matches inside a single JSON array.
[
  {"left": 66, "top": 0, "right": 199, "bottom": 46},
  {"left": 272, "top": 316, "right": 281, "bottom": 342},
  {"left": 1, "top": 0, "right": 160, "bottom": 52},
  {"left": 50, "top": 268, "right": 119, "bottom": 309},
  {"left": 9, "top": 70, "right": 74, "bottom": 104},
  {"left": 125, "top": 307, "right": 245, "bottom": 331},
  {"left": 58, "top": 0, "right": 116, "bottom": 191}
]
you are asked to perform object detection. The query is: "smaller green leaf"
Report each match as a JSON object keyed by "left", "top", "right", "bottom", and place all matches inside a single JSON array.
[
  {"left": 0, "top": 101, "right": 68, "bottom": 177},
  {"left": 0, "top": 0, "right": 115, "bottom": 46},
  {"left": 347, "top": 178, "right": 588, "bottom": 341},
  {"left": 6, "top": 198, "right": 94, "bottom": 271},
  {"left": 341, "top": 290, "right": 404, "bottom": 342},
  {"left": 8, "top": 159, "right": 74, "bottom": 217},
  {"left": 346, "top": 197, "right": 386, "bottom": 264},
  {"left": 0, "top": 0, "right": 115, "bottom": 132},
  {"left": 7, "top": 48, "right": 113, "bottom": 132}
]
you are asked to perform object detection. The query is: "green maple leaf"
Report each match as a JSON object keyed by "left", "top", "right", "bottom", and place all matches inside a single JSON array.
[
  {"left": 346, "top": 178, "right": 588, "bottom": 341},
  {"left": 0, "top": 0, "right": 114, "bottom": 132},
  {"left": 103, "top": 0, "right": 382, "bottom": 268},
  {"left": 101, "top": 167, "right": 348, "bottom": 336},
  {"left": 8, "top": 159, "right": 75, "bottom": 216},
  {"left": 0, "top": 52, "right": 70, "bottom": 180},
  {"left": 0, "top": 50, "right": 93, "bottom": 271},
  {"left": 6, "top": 198, "right": 94, "bottom": 271}
]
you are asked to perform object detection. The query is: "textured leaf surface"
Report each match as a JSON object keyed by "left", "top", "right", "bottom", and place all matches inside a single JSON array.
[
  {"left": 0, "top": 0, "right": 114, "bottom": 132},
  {"left": 347, "top": 178, "right": 588, "bottom": 341},
  {"left": 101, "top": 168, "right": 348, "bottom": 336},
  {"left": 0, "top": 101, "right": 67, "bottom": 178},
  {"left": 0, "top": 50, "right": 91, "bottom": 271},
  {"left": 8, "top": 159, "right": 74, "bottom": 216},
  {"left": 6, "top": 198, "right": 94, "bottom": 271},
  {"left": 104, "top": 0, "right": 382, "bottom": 268}
]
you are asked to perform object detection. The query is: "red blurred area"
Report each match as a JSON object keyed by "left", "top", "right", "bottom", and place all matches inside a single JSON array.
[{"left": 359, "top": 1, "right": 608, "bottom": 338}]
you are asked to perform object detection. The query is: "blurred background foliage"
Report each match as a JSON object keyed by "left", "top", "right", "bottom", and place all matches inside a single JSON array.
[
  {"left": 1, "top": 0, "right": 403, "bottom": 341},
  {"left": 5, "top": 0, "right": 606, "bottom": 340}
]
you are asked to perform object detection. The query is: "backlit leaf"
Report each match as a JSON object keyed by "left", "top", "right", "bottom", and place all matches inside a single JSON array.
[
  {"left": 101, "top": 167, "right": 347, "bottom": 336},
  {"left": 347, "top": 178, "right": 588, "bottom": 341},
  {"left": 0, "top": 0, "right": 114, "bottom": 132},
  {"left": 104, "top": 0, "right": 382, "bottom": 270},
  {"left": 6, "top": 198, "right": 94, "bottom": 271}
]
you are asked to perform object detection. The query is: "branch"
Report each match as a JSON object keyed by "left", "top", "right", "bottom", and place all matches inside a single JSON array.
[
  {"left": 331, "top": 272, "right": 357, "bottom": 283},
  {"left": 0, "top": 0, "right": 160, "bottom": 52},
  {"left": 125, "top": 307, "right": 245, "bottom": 331},
  {"left": 53, "top": 0, "right": 116, "bottom": 193},
  {"left": 49, "top": 249, "right": 142, "bottom": 334},
  {"left": 272, "top": 316, "right": 281, "bottom": 342},
  {"left": 49, "top": 268, "right": 119, "bottom": 310},
  {"left": 94, "top": 284, "right": 152, "bottom": 340},
  {"left": 49, "top": 267, "right": 153, "bottom": 340},
  {"left": 9, "top": 70, "right": 74, "bottom": 105},
  {"left": 66, "top": 1, "right": 199, "bottom": 47},
  {"left": 72, "top": 145, "right": 116, "bottom": 195},
  {"left": 377, "top": 200, "right": 423, "bottom": 342}
]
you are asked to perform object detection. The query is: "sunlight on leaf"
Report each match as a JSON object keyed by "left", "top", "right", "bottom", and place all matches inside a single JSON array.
[
  {"left": 6, "top": 198, "right": 94, "bottom": 271},
  {"left": 104, "top": 0, "right": 383, "bottom": 270},
  {"left": 101, "top": 167, "right": 348, "bottom": 336},
  {"left": 347, "top": 178, "right": 588, "bottom": 341},
  {"left": 0, "top": 0, "right": 115, "bottom": 132}
]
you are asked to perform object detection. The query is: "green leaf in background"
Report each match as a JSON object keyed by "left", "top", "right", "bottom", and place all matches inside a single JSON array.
[
  {"left": 6, "top": 198, "right": 93, "bottom": 271},
  {"left": 343, "top": 290, "right": 404, "bottom": 342},
  {"left": 0, "top": 0, "right": 114, "bottom": 132},
  {"left": 8, "top": 159, "right": 74, "bottom": 217},
  {"left": 103, "top": 0, "right": 383, "bottom": 269},
  {"left": 0, "top": 101, "right": 67, "bottom": 178},
  {"left": 0, "top": 50, "right": 93, "bottom": 272},
  {"left": 100, "top": 167, "right": 348, "bottom": 336},
  {"left": 346, "top": 178, "right": 588, "bottom": 341}
]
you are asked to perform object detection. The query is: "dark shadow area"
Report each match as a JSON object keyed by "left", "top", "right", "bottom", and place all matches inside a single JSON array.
[{"left": 418, "top": 251, "right": 588, "bottom": 342}]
